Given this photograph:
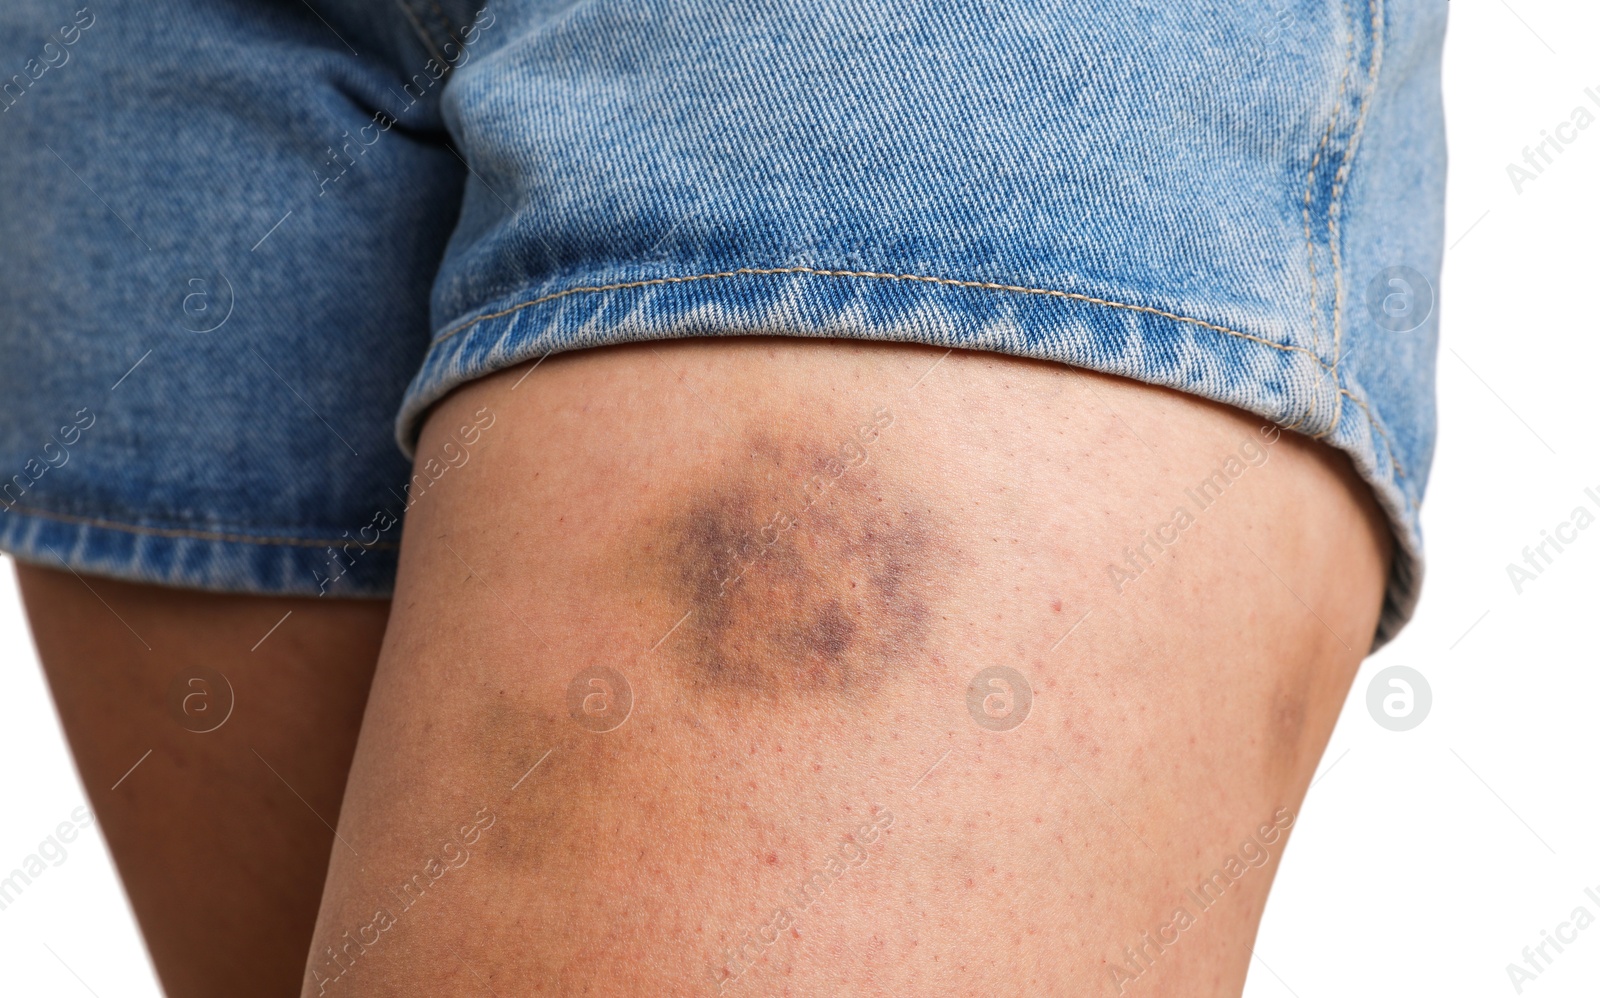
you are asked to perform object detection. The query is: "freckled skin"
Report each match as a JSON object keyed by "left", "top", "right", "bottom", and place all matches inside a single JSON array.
[{"left": 636, "top": 437, "right": 951, "bottom": 705}]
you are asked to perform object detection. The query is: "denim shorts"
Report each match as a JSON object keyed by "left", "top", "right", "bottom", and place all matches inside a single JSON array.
[{"left": 0, "top": 0, "right": 1445, "bottom": 645}]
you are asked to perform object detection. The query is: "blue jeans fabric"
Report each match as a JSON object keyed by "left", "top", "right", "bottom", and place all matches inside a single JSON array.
[{"left": 0, "top": 0, "right": 1446, "bottom": 645}]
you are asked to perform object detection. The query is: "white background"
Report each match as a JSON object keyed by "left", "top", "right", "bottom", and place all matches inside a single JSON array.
[{"left": 1, "top": 1, "right": 1596, "bottom": 994}]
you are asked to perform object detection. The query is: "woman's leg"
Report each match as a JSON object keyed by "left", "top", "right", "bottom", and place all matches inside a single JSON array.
[
  {"left": 305, "top": 337, "right": 1389, "bottom": 997},
  {"left": 16, "top": 567, "right": 387, "bottom": 998}
]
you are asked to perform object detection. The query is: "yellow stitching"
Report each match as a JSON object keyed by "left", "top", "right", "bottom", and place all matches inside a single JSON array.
[
  {"left": 1303, "top": 26, "right": 1356, "bottom": 356},
  {"left": 1277, "top": 403, "right": 1316, "bottom": 434},
  {"left": 1325, "top": 0, "right": 1386, "bottom": 441},
  {"left": 1338, "top": 388, "right": 1412, "bottom": 508},
  {"left": 425, "top": 0, "right": 460, "bottom": 51},
  {"left": 395, "top": 0, "right": 447, "bottom": 66},
  {"left": 433, "top": 265, "right": 1409, "bottom": 495},
  {"left": 0, "top": 505, "right": 401, "bottom": 550},
  {"left": 431, "top": 265, "right": 1336, "bottom": 372}
]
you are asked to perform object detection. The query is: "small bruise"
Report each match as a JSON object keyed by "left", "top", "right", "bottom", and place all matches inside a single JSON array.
[{"left": 632, "top": 430, "right": 954, "bottom": 706}]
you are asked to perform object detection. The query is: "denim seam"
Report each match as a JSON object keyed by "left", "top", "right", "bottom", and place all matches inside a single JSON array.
[
  {"left": 1326, "top": 0, "right": 1386, "bottom": 436},
  {"left": 392, "top": 0, "right": 448, "bottom": 65},
  {"left": 1302, "top": 24, "right": 1356, "bottom": 358},
  {"left": 0, "top": 504, "right": 401, "bottom": 550},
  {"left": 429, "top": 265, "right": 1412, "bottom": 486},
  {"left": 431, "top": 266, "right": 1339, "bottom": 373},
  {"left": 424, "top": 0, "right": 461, "bottom": 50},
  {"left": 1338, "top": 387, "right": 1409, "bottom": 499}
]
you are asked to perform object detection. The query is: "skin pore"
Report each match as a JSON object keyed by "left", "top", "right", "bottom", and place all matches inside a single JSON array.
[
  {"left": 296, "top": 338, "right": 1389, "bottom": 996},
  {"left": 617, "top": 419, "right": 963, "bottom": 708},
  {"left": 4, "top": 332, "right": 1391, "bottom": 998},
  {"left": 14, "top": 570, "right": 387, "bottom": 998}
]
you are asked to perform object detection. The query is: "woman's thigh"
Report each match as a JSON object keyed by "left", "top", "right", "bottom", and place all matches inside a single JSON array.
[
  {"left": 16, "top": 568, "right": 387, "bottom": 998},
  {"left": 304, "top": 337, "right": 1389, "bottom": 997}
]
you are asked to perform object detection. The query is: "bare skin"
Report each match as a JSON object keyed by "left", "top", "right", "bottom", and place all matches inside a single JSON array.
[
  {"left": 14, "top": 338, "right": 1387, "bottom": 996},
  {"left": 297, "top": 338, "right": 1390, "bottom": 996},
  {"left": 15, "top": 568, "right": 387, "bottom": 998}
]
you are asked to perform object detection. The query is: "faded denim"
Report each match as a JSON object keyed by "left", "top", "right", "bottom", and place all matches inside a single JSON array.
[{"left": 0, "top": 0, "right": 1445, "bottom": 645}]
